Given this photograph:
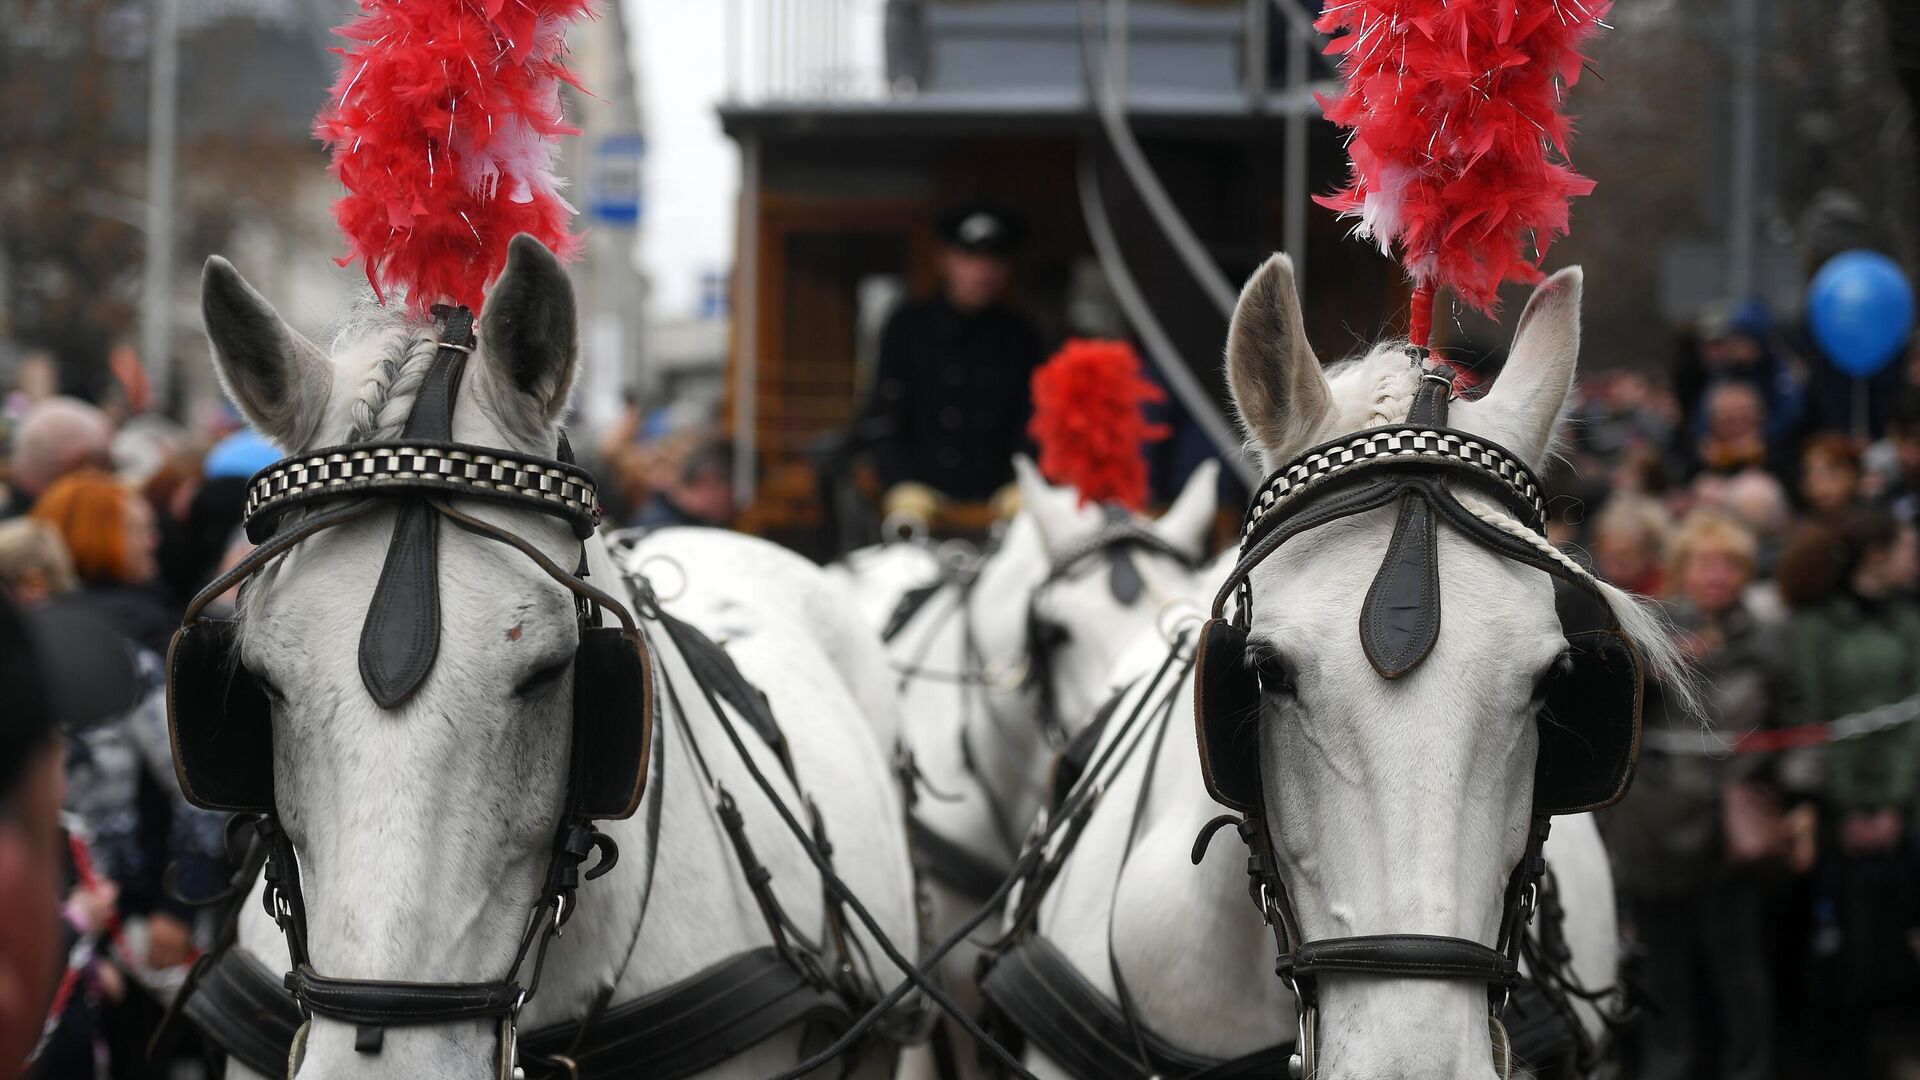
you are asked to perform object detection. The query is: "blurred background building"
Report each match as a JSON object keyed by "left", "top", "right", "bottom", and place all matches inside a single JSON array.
[{"left": 0, "top": 0, "right": 653, "bottom": 427}]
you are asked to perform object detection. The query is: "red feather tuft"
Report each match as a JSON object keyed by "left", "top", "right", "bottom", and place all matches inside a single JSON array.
[
  {"left": 1028, "top": 340, "right": 1170, "bottom": 511},
  {"left": 314, "top": 0, "right": 592, "bottom": 314},
  {"left": 1313, "top": 0, "right": 1608, "bottom": 328}
]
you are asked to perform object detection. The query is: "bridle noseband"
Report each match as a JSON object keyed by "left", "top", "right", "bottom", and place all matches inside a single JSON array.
[
  {"left": 1192, "top": 360, "right": 1644, "bottom": 1079},
  {"left": 167, "top": 306, "right": 652, "bottom": 1078}
]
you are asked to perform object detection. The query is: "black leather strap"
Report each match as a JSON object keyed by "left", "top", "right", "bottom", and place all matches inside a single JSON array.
[
  {"left": 1358, "top": 490, "right": 1442, "bottom": 678},
  {"left": 655, "top": 608, "right": 788, "bottom": 763},
  {"left": 285, "top": 963, "right": 522, "bottom": 1027},
  {"left": 980, "top": 936, "right": 1292, "bottom": 1080},
  {"left": 183, "top": 948, "right": 304, "bottom": 1078},
  {"left": 356, "top": 310, "right": 471, "bottom": 709},
  {"left": 183, "top": 944, "right": 854, "bottom": 1080},
  {"left": 908, "top": 814, "right": 1010, "bottom": 906},
  {"left": 1278, "top": 935, "right": 1520, "bottom": 987},
  {"left": 521, "top": 947, "right": 854, "bottom": 1079}
]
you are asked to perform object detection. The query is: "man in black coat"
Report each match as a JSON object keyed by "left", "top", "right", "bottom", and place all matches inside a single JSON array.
[{"left": 863, "top": 203, "right": 1044, "bottom": 520}]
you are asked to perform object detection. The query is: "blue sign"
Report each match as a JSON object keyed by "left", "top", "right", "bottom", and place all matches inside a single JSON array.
[{"left": 590, "top": 135, "right": 645, "bottom": 227}]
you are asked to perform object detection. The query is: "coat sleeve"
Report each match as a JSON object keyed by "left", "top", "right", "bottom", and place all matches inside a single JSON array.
[{"left": 862, "top": 308, "right": 914, "bottom": 490}]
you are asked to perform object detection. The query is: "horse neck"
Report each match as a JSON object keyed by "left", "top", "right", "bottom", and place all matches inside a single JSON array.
[
  {"left": 1040, "top": 670, "right": 1295, "bottom": 1055},
  {"left": 952, "top": 581, "right": 1054, "bottom": 828},
  {"left": 521, "top": 532, "right": 772, "bottom": 1024}
]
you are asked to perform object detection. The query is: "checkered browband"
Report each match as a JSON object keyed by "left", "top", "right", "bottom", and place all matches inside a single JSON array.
[
  {"left": 1240, "top": 424, "right": 1546, "bottom": 548},
  {"left": 242, "top": 440, "right": 603, "bottom": 544}
]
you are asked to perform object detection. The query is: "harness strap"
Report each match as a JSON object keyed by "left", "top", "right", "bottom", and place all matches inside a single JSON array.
[
  {"left": 908, "top": 815, "right": 1012, "bottom": 906},
  {"left": 180, "top": 944, "right": 856, "bottom": 1080},
  {"left": 980, "top": 936, "right": 1292, "bottom": 1080}
]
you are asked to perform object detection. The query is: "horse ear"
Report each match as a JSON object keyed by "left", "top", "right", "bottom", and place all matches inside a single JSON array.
[
  {"left": 1012, "top": 454, "right": 1084, "bottom": 550},
  {"left": 1465, "top": 266, "right": 1582, "bottom": 467},
  {"left": 1227, "top": 254, "right": 1332, "bottom": 468},
  {"left": 478, "top": 234, "right": 578, "bottom": 439},
  {"left": 202, "top": 257, "right": 333, "bottom": 450},
  {"left": 1153, "top": 458, "right": 1219, "bottom": 558}
]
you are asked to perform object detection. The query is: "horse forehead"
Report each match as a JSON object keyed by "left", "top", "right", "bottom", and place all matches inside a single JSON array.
[
  {"left": 1250, "top": 511, "right": 1560, "bottom": 661},
  {"left": 244, "top": 510, "right": 576, "bottom": 659}
]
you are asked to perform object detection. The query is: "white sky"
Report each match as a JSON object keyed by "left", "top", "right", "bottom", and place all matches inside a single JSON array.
[{"left": 624, "top": 0, "right": 736, "bottom": 319}]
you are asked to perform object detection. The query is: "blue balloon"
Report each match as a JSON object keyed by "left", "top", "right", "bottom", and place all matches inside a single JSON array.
[{"left": 1807, "top": 250, "right": 1915, "bottom": 378}]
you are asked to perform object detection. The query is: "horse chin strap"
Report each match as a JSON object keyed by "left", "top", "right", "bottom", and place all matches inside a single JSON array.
[
  {"left": 1190, "top": 357, "right": 1552, "bottom": 1080},
  {"left": 1193, "top": 808, "right": 1550, "bottom": 1080}
]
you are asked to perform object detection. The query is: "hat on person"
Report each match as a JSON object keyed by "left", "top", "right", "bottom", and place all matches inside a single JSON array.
[
  {"left": 937, "top": 202, "right": 1027, "bottom": 256},
  {"left": 204, "top": 428, "right": 281, "bottom": 479}
]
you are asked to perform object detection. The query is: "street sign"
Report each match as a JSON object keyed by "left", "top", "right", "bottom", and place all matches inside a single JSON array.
[{"left": 590, "top": 134, "right": 645, "bottom": 227}]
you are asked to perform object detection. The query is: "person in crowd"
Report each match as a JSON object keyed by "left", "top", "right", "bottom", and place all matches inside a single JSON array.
[
  {"left": 6, "top": 526, "right": 224, "bottom": 1074},
  {"left": 0, "top": 596, "right": 60, "bottom": 1072},
  {"left": 1675, "top": 300, "right": 1808, "bottom": 457},
  {"left": 0, "top": 520, "right": 77, "bottom": 608},
  {"left": 1591, "top": 493, "right": 1672, "bottom": 596},
  {"left": 1799, "top": 432, "right": 1865, "bottom": 517},
  {"left": 154, "top": 429, "right": 267, "bottom": 610},
  {"left": 1609, "top": 512, "right": 1798, "bottom": 1080},
  {"left": 29, "top": 469, "right": 173, "bottom": 655},
  {"left": 1691, "top": 381, "right": 1779, "bottom": 479},
  {"left": 632, "top": 435, "right": 736, "bottom": 530},
  {"left": 1778, "top": 507, "right": 1920, "bottom": 1078},
  {"left": 3, "top": 397, "right": 112, "bottom": 520},
  {"left": 1695, "top": 467, "right": 1794, "bottom": 583},
  {"left": 1867, "top": 389, "right": 1920, "bottom": 523},
  {"left": 859, "top": 201, "right": 1044, "bottom": 522}
]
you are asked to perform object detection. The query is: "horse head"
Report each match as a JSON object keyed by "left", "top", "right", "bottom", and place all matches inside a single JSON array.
[
  {"left": 971, "top": 454, "right": 1218, "bottom": 740},
  {"left": 203, "top": 235, "right": 594, "bottom": 1078},
  {"left": 1216, "top": 254, "right": 1684, "bottom": 1078}
]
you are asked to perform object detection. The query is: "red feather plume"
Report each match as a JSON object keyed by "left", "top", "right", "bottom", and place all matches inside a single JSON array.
[
  {"left": 314, "top": 0, "right": 592, "bottom": 314},
  {"left": 1312, "top": 0, "right": 1609, "bottom": 341},
  {"left": 1028, "top": 340, "right": 1170, "bottom": 511}
]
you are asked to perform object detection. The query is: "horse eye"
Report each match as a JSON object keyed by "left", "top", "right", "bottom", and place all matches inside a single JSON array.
[
  {"left": 1256, "top": 656, "right": 1297, "bottom": 698},
  {"left": 514, "top": 658, "right": 573, "bottom": 698},
  {"left": 254, "top": 674, "right": 286, "bottom": 706},
  {"left": 1532, "top": 652, "right": 1574, "bottom": 703}
]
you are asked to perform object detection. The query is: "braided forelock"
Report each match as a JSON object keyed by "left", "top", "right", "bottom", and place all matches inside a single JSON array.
[{"left": 346, "top": 325, "right": 439, "bottom": 442}]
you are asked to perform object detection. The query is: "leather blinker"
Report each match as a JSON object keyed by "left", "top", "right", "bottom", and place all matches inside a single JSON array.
[{"left": 1193, "top": 618, "right": 1262, "bottom": 814}]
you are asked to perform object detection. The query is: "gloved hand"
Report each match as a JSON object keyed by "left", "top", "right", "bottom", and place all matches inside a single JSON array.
[
  {"left": 989, "top": 482, "right": 1022, "bottom": 521},
  {"left": 882, "top": 482, "right": 942, "bottom": 539}
]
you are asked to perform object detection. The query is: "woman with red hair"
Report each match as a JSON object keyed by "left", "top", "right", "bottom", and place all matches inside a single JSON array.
[{"left": 29, "top": 470, "right": 170, "bottom": 654}]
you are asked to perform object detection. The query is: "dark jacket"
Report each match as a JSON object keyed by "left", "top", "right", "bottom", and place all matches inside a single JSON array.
[
  {"left": 862, "top": 295, "right": 1044, "bottom": 501},
  {"left": 1606, "top": 598, "right": 1799, "bottom": 898},
  {"left": 68, "top": 582, "right": 178, "bottom": 658},
  {"left": 1790, "top": 593, "right": 1920, "bottom": 818}
]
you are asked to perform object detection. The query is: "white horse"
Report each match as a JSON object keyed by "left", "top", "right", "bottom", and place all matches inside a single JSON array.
[
  {"left": 204, "top": 236, "right": 915, "bottom": 1079},
  {"left": 1016, "top": 256, "right": 1689, "bottom": 1079},
  {"left": 884, "top": 457, "right": 1216, "bottom": 1079}
]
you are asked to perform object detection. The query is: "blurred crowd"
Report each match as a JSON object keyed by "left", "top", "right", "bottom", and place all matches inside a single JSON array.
[
  {"left": 1554, "top": 305, "right": 1920, "bottom": 1080},
  {"left": 0, "top": 367, "right": 732, "bottom": 1077},
  {"left": 4, "top": 296, "right": 1920, "bottom": 1078}
]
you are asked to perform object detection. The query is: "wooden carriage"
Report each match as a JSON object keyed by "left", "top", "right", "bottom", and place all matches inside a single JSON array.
[{"left": 718, "top": 0, "right": 1402, "bottom": 556}]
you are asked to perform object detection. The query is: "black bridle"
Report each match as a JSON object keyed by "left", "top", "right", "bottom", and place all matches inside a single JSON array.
[
  {"left": 1192, "top": 363, "right": 1598, "bottom": 1080},
  {"left": 178, "top": 308, "right": 641, "bottom": 1077}
]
